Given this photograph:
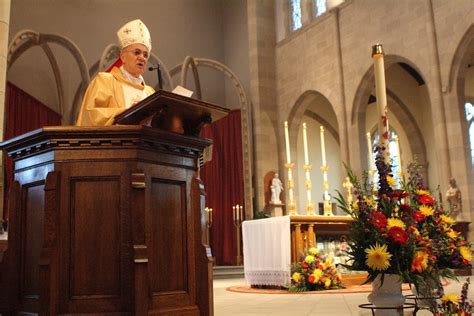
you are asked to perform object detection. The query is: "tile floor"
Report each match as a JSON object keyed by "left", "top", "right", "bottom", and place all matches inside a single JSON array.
[{"left": 214, "top": 277, "right": 474, "bottom": 315}]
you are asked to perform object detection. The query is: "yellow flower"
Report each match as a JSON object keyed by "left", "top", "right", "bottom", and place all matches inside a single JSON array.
[
  {"left": 323, "top": 258, "right": 333, "bottom": 270},
  {"left": 419, "top": 205, "right": 434, "bottom": 217},
  {"left": 365, "top": 243, "right": 392, "bottom": 271},
  {"left": 305, "top": 255, "right": 315, "bottom": 263},
  {"left": 412, "top": 227, "right": 420, "bottom": 236},
  {"left": 364, "top": 196, "right": 377, "bottom": 208},
  {"left": 416, "top": 189, "right": 431, "bottom": 196},
  {"left": 440, "top": 215, "right": 455, "bottom": 225},
  {"left": 441, "top": 293, "right": 459, "bottom": 305},
  {"left": 351, "top": 201, "right": 359, "bottom": 212},
  {"left": 309, "top": 247, "right": 319, "bottom": 256},
  {"left": 386, "top": 176, "right": 397, "bottom": 187},
  {"left": 324, "top": 278, "right": 332, "bottom": 288},
  {"left": 446, "top": 229, "right": 458, "bottom": 239},
  {"left": 387, "top": 218, "right": 405, "bottom": 230},
  {"left": 313, "top": 268, "right": 323, "bottom": 278},
  {"left": 459, "top": 246, "right": 472, "bottom": 262},
  {"left": 292, "top": 272, "right": 302, "bottom": 282}
]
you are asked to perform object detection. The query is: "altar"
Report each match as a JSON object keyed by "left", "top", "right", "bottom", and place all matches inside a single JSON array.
[{"left": 242, "top": 215, "right": 353, "bottom": 287}]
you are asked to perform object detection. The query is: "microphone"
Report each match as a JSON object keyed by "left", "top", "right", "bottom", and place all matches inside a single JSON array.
[{"left": 148, "top": 64, "right": 163, "bottom": 90}]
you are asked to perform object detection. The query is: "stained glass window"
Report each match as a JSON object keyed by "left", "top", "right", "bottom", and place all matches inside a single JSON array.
[
  {"left": 370, "top": 130, "right": 402, "bottom": 188},
  {"left": 315, "top": 0, "right": 327, "bottom": 17},
  {"left": 465, "top": 102, "right": 474, "bottom": 165},
  {"left": 291, "top": 0, "right": 302, "bottom": 31}
]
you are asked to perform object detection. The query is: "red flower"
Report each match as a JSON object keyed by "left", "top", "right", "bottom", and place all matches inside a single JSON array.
[
  {"left": 399, "top": 204, "right": 413, "bottom": 213},
  {"left": 413, "top": 211, "right": 426, "bottom": 222},
  {"left": 308, "top": 275, "right": 316, "bottom": 283},
  {"left": 370, "top": 212, "right": 388, "bottom": 229},
  {"left": 388, "top": 226, "right": 408, "bottom": 244},
  {"left": 302, "top": 263, "right": 309, "bottom": 269},
  {"left": 392, "top": 190, "right": 409, "bottom": 199},
  {"left": 418, "top": 195, "right": 436, "bottom": 206}
]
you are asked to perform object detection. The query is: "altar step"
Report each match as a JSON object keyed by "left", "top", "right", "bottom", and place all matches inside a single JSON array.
[{"left": 213, "top": 265, "right": 244, "bottom": 279}]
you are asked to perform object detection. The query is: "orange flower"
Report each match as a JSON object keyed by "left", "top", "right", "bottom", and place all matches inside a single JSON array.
[{"left": 411, "top": 251, "right": 429, "bottom": 273}]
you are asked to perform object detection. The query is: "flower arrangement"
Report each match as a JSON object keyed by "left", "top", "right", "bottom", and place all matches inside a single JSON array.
[
  {"left": 432, "top": 278, "right": 473, "bottom": 315},
  {"left": 289, "top": 247, "right": 344, "bottom": 292},
  {"left": 335, "top": 145, "right": 472, "bottom": 292}
]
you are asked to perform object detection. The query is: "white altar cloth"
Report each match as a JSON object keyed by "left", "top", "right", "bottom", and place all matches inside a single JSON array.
[{"left": 242, "top": 215, "right": 291, "bottom": 286}]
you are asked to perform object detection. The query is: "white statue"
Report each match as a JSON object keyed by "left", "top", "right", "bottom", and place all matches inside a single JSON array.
[
  {"left": 270, "top": 173, "right": 283, "bottom": 204},
  {"left": 446, "top": 177, "right": 462, "bottom": 219}
]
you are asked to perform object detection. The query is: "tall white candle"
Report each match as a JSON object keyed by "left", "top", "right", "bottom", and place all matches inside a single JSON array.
[
  {"left": 320, "top": 126, "right": 327, "bottom": 167},
  {"left": 372, "top": 44, "right": 389, "bottom": 162},
  {"left": 232, "top": 205, "right": 236, "bottom": 221},
  {"left": 284, "top": 121, "right": 291, "bottom": 163},
  {"left": 236, "top": 204, "right": 240, "bottom": 221},
  {"left": 303, "top": 123, "right": 309, "bottom": 165},
  {"left": 240, "top": 205, "right": 243, "bottom": 221}
]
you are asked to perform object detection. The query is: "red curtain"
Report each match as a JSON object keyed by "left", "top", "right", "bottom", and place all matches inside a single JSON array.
[
  {"left": 200, "top": 109, "right": 244, "bottom": 265},
  {"left": 3, "top": 82, "right": 62, "bottom": 219}
]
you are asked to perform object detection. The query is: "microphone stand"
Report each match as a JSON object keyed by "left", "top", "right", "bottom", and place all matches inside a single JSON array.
[{"left": 148, "top": 64, "right": 163, "bottom": 90}]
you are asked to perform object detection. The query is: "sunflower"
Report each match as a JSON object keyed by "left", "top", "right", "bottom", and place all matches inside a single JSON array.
[
  {"left": 446, "top": 229, "right": 458, "bottom": 239},
  {"left": 441, "top": 293, "right": 459, "bottom": 305},
  {"left": 305, "top": 255, "right": 315, "bottom": 263},
  {"left": 365, "top": 243, "right": 392, "bottom": 271},
  {"left": 419, "top": 205, "right": 434, "bottom": 217},
  {"left": 387, "top": 218, "right": 405, "bottom": 230},
  {"left": 292, "top": 272, "right": 302, "bottom": 282},
  {"left": 415, "top": 189, "right": 431, "bottom": 196},
  {"left": 309, "top": 247, "right": 319, "bottom": 255},
  {"left": 440, "top": 215, "right": 455, "bottom": 225},
  {"left": 459, "top": 246, "right": 472, "bottom": 262}
]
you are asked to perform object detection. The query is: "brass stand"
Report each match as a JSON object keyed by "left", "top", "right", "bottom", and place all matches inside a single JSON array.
[{"left": 233, "top": 204, "right": 243, "bottom": 266}]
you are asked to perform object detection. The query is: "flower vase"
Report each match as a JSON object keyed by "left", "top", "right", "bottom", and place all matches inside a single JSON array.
[{"left": 367, "top": 274, "right": 405, "bottom": 316}]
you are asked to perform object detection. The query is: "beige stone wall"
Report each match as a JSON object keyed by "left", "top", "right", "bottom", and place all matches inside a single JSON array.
[
  {"left": 247, "top": 0, "right": 474, "bottom": 222},
  {"left": 0, "top": 0, "right": 10, "bottom": 220}
]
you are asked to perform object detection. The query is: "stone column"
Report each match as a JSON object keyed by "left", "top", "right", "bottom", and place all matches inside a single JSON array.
[{"left": 0, "top": 0, "right": 11, "bottom": 223}]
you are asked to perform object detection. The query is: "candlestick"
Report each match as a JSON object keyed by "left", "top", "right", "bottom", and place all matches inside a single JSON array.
[
  {"left": 302, "top": 123, "right": 314, "bottom": 215},
  {"left": 320, "top": 126, "right": 332, "bottom": 216},
  {"left": 372, "top": 43, "right": 390, "bottom": 162},
  {"left": 284, "top": 121, "right": 291, "bottom": 164},
  {"left": 284, "top": 121, "right": 297, "bottom": 215},
  {"left": 233, "top": 204, "right": 244, "bottom": 266}
]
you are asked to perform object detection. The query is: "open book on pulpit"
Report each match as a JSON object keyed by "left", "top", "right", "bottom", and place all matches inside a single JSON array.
[{"left": 113, "top": 89, "right": 229, "bottom": 137}]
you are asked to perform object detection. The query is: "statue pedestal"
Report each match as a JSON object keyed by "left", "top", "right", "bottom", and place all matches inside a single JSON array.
[{"left": 267, "top": 203, "right": 284, "bottom": 217}]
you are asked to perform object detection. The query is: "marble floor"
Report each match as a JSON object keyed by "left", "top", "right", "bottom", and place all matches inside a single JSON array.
[{"left": 214, "top": 277, "right": 474, "bottom": 315}]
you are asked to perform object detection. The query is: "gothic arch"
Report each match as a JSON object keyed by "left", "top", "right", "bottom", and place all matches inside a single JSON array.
[
  {"left": 169, "top": 57, "right": 253, "bottom": 216},
  {"left": 351, "top": 55, "right": 430, "bottom": 179},
  {"left": 286, "top": 90, "right": 339, "bottom": 205},
  {"left": 8, "top": 30, "right": 90, "bottom": 122}
]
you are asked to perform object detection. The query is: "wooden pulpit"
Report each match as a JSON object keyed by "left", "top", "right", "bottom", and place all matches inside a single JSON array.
[{"left": 0, "top": 91, "right": 228, "bottom": 315}]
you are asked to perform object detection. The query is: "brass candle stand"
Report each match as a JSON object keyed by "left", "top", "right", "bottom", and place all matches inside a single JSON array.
[
  {"left": 204, "top": 207, "right": 213, "bottom": 246},
  {"left": 285, "top": 163, "right": 297, "bottom": 215},
  {"left": 232, "top": 204, "right": 243, "bottom": 266}
]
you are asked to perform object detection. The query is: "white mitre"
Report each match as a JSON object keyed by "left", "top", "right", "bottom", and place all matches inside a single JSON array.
[{"left": 116, "top": 19, "right": 152, "bottom": 52}]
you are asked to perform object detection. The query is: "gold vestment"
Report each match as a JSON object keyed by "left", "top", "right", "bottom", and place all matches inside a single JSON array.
[{"left": 76, "top": 67, "right": 155, "bottom": 126}]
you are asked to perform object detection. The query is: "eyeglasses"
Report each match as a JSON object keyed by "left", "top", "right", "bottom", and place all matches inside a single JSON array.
[{"left": 125, "top": 48, "right": 149, "bottom": 59}]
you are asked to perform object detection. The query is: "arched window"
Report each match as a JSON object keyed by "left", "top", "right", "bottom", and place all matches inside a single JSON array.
[
  {"left": 466, "top": 102, "right": 474, "bottom": 165},
  {"left": 370, "top": 129, "right": 402, "bottom": 188},
  {"left": 314, "top": 0, "right": 327, "bottom": 17},
  {"left": 290, "top": 0, "right": 302, "bottom": 31}
]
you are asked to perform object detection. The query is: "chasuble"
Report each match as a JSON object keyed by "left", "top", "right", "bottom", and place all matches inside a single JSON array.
[{"left": 76, "top": 66, "right": 154, "bottom": 126}]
